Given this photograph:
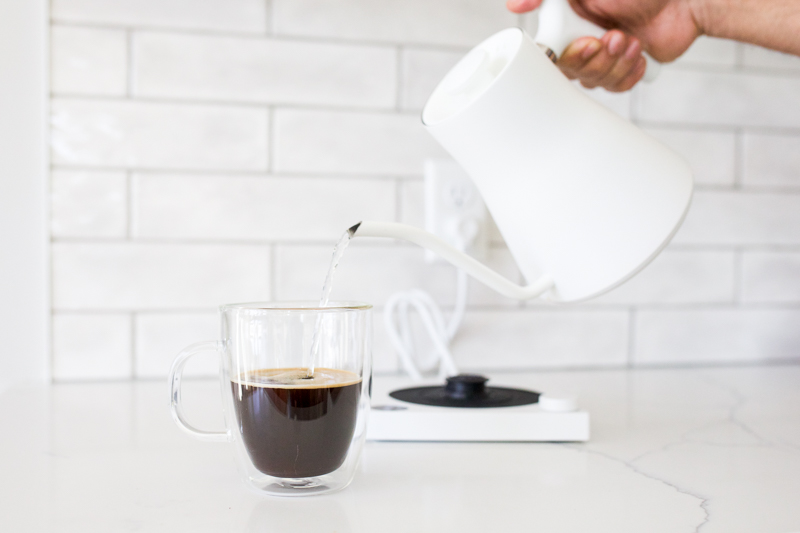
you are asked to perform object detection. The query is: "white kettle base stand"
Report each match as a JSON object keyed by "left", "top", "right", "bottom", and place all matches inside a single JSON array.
[{"left": 367, "top": 375, "right": 589, "bottom": 442}]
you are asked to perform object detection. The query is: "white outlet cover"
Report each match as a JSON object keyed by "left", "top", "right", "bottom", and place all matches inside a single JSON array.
[{"left": 424, "top": 158, "right": 488, "bottom": 263}]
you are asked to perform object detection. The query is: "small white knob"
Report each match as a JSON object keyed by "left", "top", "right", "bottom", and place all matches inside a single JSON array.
[{"left": 539, "top": 395, "right": 577, "bottom": 412}]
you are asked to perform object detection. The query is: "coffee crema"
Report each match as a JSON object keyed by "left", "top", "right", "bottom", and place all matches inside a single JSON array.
[{"left": 231, "top": 368, "right": 362, "bottom": 479}]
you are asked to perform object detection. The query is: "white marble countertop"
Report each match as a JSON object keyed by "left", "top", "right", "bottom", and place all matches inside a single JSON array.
[{"left": 2, "top": 365, "right": 799, "bottom": 532}]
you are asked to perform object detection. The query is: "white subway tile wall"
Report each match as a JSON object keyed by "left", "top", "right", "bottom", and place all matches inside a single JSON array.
[
  {"left": 133, "top": 33, "right": 397, "bottom": 108},
  {"left": 52, "top": 314, "right": 132, "bottom": 380},
  {"left": 743, "top": 134, "right": 800, "bottom": 188},
  {"left": 590, "top": 250, "right": 736, "bottom": 306},
  {"left": 50, "top": 26, "right": 128, "bottom": 96},
  {"left": 634, "top": 309, "right": 800, "bottom": 365},
  {"left": 673, "top": 36, "right": 737, "bottom": 67},
  {"left": 51, "top": 170, "right": 127, "bottom": 238},
  {"left": 132, "top": 173, "right": 396, "bottom": 241},
  {"left": 52, "top": 0, "right": 268, "bottom": 33},
  {"left": 272, "top": 0, "right": 517, "bottom": 47},
  {"left": 51, "top": 99, "right": 269, "bottom": 171},
  {"left": 636, "top": 69, "right": 800, "bottom": 128},
  {"left": 48, "top": 2, "right": 800, "bottom": 380},
  {"left": 273, "top": 109, "right": 446, "bottom": 175},
  {"left": 741, "top": 252, "right": 800, "bottom": 303},
  {"left": 52, "top": 243, "right": 270, "bottom": 310},
  {"left": 135, "top": 313, "right": 219, "bottom": 378},
  {"left": 454, "top": 310, "right": 630, "bottom": 369},
  {"left": 741, "top": 44, "right": 800, "bottom": 72},
  {"left": 643, "top": 128, "right": 736, "bottom": 186},
  {"left": 401, "top": 49, "right": 464, "bottom": 111},
  {"left": 672, "top": 191, "right": 800, "bottom": 246}
]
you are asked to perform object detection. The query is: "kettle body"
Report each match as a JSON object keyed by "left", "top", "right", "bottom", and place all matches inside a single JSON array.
[
  {"left": 353, "top": 28, "right": 693, "bottom": 304},
  {"left": 420, "top": 28, "right": 692, "bottom": 303}
]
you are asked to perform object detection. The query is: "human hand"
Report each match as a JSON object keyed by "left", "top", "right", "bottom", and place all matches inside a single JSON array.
[
  {"left": 507, "top": 0, "right": 704, "bottom": 91},
  {"left": 558, "top": 31, "right": 646, "bottom": 92}
]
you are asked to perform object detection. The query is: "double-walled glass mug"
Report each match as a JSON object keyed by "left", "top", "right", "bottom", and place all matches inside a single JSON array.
[{"left": 169, "top": 302, "right": 372, "bottom": 496}]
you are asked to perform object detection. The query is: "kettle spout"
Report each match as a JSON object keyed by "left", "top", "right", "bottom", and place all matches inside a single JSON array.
[{"left": 350, "top": 221, "right": 554, "bottom": 301}]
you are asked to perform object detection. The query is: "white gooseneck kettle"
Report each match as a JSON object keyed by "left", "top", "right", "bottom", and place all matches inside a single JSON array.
[{"left": 350, "top": 22, "right": 693, "bottom": 303}]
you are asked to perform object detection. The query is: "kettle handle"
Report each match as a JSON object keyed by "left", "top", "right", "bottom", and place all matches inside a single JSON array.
[
  {"left": 535, "top": 0, "right": 660, "bottom": 82},
  {"left": 351, "top": 221, "right": 555, "bottom": 300}
]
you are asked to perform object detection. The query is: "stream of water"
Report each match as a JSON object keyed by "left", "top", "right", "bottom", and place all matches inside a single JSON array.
[{"left": 305, "top": 227, "right": 355, "bottom": 377}]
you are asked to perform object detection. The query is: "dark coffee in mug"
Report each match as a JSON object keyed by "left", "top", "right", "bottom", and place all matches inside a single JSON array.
[{"left": 230, "top": 368, "right": 362, "bottom": 478}]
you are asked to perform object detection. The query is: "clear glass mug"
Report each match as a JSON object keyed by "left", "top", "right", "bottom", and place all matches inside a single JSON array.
[{"left": 169, "top": 302, "right": 372, "bottom": 496}]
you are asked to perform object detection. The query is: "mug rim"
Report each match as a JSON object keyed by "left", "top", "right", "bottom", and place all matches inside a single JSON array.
[{"left": 219, "top": 301, "right": 372, "bottom": 312}]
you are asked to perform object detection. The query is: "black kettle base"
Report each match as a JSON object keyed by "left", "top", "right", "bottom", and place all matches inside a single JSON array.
[{"left": 389, "top": 374, "right": 539, "bottom": 408}]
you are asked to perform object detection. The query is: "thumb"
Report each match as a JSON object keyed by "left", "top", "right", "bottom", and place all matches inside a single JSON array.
[{"left": 506, "top": 0, "right": 543, "bottom": 14}]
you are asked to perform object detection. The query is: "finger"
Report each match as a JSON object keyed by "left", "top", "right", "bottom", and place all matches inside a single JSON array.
[
  {"left": 574, "top": 31, "right": 629, "bottom": 89},
  {"left": 506, "top": 0, "right": 542, "bottom": 14},
  {"left": 603, "top": 30, "right": 628, "bottom": 57},
  {"left": 609, "top": 56, "right": 647, "bottom": 92},
  {"left": 560, "top": 33, "right": 631, "bottom": 88},
  {"left": 596, "top": 37, "right": 644, "bottom": 92},
  {"left": 557, "top": 37, "right": 604, "bottom": 80}
]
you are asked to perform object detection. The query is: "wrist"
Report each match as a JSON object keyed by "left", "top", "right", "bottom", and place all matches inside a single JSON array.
[
  {"left": 689, "top": 0, "right": 725, "bottom": 37},
  {"left": 692, "top": 0, "right": 800, "bottom": 54}
]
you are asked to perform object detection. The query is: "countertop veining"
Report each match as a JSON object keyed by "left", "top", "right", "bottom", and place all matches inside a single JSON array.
[{"left": 2, "top": 365, "right": 799, "bottom": 532}]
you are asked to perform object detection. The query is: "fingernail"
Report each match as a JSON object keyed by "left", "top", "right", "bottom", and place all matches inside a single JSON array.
[
  {"left": 608, "top": 33, "right": 625, "bottom": 55},
  {"left": 624, "top": 40, "right": 641, "bottom": 60},
  {"left": 581, "top": 40, "right": 602, "bottom": 60}
]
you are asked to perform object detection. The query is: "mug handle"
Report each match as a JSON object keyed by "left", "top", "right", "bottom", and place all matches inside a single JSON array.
[{"left": 168, "top": 341, "right": 230, "bottom": 442}]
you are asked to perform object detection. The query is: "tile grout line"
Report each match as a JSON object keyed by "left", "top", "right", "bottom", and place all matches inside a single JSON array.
[
  {"left": 49, "top": 215, "right": 56, "bottom": 383},
  {"left": 395, "top": 45, "right": 404, "bottom": 112},
  {"left": 49, "top": 89, "right": 800, "bottom": 135},
  {"left": 627, "top": 308, "right": 637, "bottom": 368},
  {"left": 43, "top": 164, "right": 800, "bottom": 191},
  {"left": 269, "top": 243, "right": 278, "bottom": 300},
  {"left": 49, "top": 19, "right": 473, "bottom": 53},
  {"left": 42, "top": 163, "right": 800, "bottom": 193},
  {"left": 733, "top": 128, "right": 744, "bottom": 189},
  {"left": 394, "top": 178, "right": 404, "bottom": 224},
  {"left": 49, "top": 310, "right": 56, "bottom": 382},
  {"left": 43, "top": 236, "right": 800, "bottom": 252},
  {"left": 52, "top": 92, "right": 418, "bottom": 115},
  {"left": 629, "top": 86, "right": 640, "bottom": 123},
  {"left": 49, "top": 302, "right": 800, "bottom": 315},
  {"left": 733, "top": 249, "right": 744, "bottom": 304},
  {"left": 635, "top": 121, "right": 800, "bottom": 136},
  {"left": 734, "top": 42, "right": 745, "bottom": 69},
  {"left": 265, "top": 0, "right": 273, "bottom": 36},
  {"left": 126, "top": 28, "right": 134, "bottom": 97},
  {"left": 126, "top": 171, "right": 134, "bottom": 240},
  {"left": 50, "top": 165, "right": 428, "bottom": 181},
  {"left": 267, "top": 106, "right": 275, "bottom": 172},
  {"left": 55, "top": 359, "right": 800, "bottom": 382},
  {"left": 43, "top": 20, "right": 800, "bottom": 78},
  {"left": 662, "top": 60, "right": 800, "bottom": 79},
  {"left": 46, "top": 29, "right": 55, "bottom": 383},
  {"left": 130, "top": 313, "right": 137, "bottom": 379}
]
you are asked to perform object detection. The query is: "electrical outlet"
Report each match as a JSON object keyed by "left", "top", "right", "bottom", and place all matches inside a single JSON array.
[{"left": 424, "top": 158, "right": 488, "bottom": 263}]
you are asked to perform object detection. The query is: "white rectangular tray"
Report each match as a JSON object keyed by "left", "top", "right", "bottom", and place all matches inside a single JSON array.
[{"left": 367, "top": 375, "right": 590, "bottom": 442}]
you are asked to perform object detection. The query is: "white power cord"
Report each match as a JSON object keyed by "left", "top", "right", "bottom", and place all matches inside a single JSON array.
[
  {"left": 383, "top": 267, "right": 468, "bottom": 381},
  {"left": 384, "top": 227, "right": 477, "bottom": 381}
]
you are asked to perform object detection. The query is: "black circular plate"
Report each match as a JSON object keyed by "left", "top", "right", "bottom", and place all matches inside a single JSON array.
[{"left": 390, "top": 385, "right": 539, "bottom": 408}]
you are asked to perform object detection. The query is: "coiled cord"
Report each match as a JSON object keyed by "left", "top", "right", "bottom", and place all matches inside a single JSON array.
[{"left": 383, "top": 266, "right": 468, "bottom": 381}]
